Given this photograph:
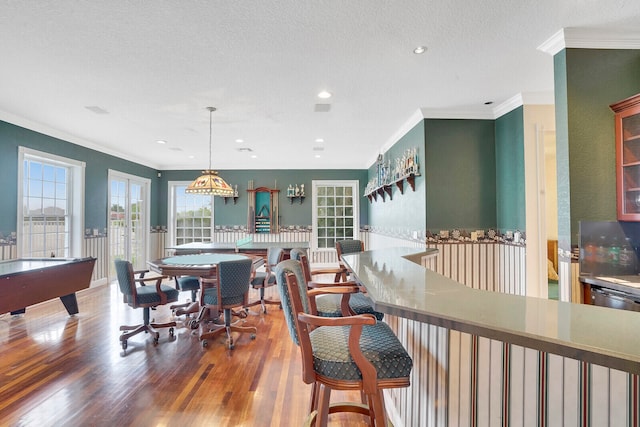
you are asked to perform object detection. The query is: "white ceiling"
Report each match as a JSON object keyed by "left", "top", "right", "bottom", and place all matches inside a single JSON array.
[{"left": 1, "top": 1, "right": 639, "bottom": 171}]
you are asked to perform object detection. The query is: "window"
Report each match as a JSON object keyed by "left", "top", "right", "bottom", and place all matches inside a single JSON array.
[
  {"left": 168, "top": 182, "right": 214, "bottom": 245},
  {"left": 312, "top": 180, "right": 359, "bottom": 250},
  {"left": 18, "top": 147, "right": 85, "bottom": 258}
]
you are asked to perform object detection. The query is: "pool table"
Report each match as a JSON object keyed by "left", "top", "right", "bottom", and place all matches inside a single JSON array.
[{"left": 0, "top": 257, "right": 96, "bottom": 315}]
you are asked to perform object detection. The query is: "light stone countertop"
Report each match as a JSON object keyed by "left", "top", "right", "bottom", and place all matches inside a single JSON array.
[{"left": 341, "top": 247, "right": 640, "bottom": 375}]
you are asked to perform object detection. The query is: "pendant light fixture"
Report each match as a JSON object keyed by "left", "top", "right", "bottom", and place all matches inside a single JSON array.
[{"left": 185, "top": 107, "right": 234, "bottom": 196}]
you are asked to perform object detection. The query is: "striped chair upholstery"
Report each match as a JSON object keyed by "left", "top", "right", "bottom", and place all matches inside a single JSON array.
[{"left": 274, "top": 259, "right": 412, "bottom": 426}]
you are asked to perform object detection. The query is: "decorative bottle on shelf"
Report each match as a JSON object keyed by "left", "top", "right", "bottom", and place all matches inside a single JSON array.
[
  {"left": 583, "top": 235, "right": 597, "bottom": 273},
  {"left": 619, "top": 237, "right": 636, "bottom": 275},
  {"left": 595, "top": 235, "right": 609, "bottom": 275},
  {"left": 607, "top": 236, "right": 620, "bottom": 275}
]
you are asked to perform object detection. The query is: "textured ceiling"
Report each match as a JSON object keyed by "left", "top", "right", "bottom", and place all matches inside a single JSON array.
[{"left": 0, "top": 1, "right": 639, "bottom": 170}]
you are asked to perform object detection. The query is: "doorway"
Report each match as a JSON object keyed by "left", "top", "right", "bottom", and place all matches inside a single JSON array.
[{"left": 108, "top": 170, "right": 150, "bottom": 278}]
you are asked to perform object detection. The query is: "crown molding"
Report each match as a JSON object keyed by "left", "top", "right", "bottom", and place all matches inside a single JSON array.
[
  {"left": 538, "top": 27, "right": 640, "bottom": 56},
  {"left": 366, "top": 109, "right": 424, "bottom": 167},
  {"left": 492, "top": 92, "right": 555, "bottom": 118},
  {"left": 370, "top": 89, "right": 557, "bottom": 167},
  {"left": 419, "top": 108, "right": 495, "bottom": 120},
  {"left": 0, "top": 109, "right": 161, "bottom": 170}
]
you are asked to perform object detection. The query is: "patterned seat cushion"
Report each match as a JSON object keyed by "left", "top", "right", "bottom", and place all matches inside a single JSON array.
[
  {"left": 310, "top": 321, "right": 412, "bottom": 381},
  {"left": 251, "top": 271, "right": 276, "bottom": 286},
  {"left": 136, "top": 284, "right": 180, "bottom": 305},
  {"left": 202, "top": 287, "right": 245, "bottom": 306},
  {"left": 176, "top": 276, "right": 200, "bottom": 291},
  {"left": 316, "top": 292, "right": 384, "bottom": 320}
]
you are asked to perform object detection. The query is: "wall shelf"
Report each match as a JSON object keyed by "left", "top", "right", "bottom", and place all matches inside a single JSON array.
[
  {"left": 223, "top": 195, "right": 239, "bottom": 204},
  {"left": 365, "top": 173, "right": 420, "bottom": 203},
  {"left": 287, "top": 195, "right": 305, "bottom": 204}
]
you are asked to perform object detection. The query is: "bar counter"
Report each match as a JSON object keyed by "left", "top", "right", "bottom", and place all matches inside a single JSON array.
[{"left": 342, "top": 247, "right": 640, "bottom": 375}]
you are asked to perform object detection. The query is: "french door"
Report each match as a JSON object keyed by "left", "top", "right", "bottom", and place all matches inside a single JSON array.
[{"left": 108, "top": 170, "right": 150, "bottom": 276}]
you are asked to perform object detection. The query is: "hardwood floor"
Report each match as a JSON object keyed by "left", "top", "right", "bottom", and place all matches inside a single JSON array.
[{"left": 0, "top": 281, "right": 370, "bottom": 427}]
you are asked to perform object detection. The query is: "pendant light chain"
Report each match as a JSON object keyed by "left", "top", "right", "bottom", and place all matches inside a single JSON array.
[
  {"left": 184, "top": 106, "right": 233, "bottom": 196},
  {"left": 208, "top": 106, "right": 215, "bottom": 172}
]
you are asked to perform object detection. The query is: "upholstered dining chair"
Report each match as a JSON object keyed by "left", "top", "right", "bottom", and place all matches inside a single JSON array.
[
  {"left": 169, "top": 275, "right": 201, "bottom": 317},
  {"left": 335, "top": 239, "right": 365, "bottom": 281},
  {"left": 274, "top": 259, "right": 412, "bottom": 426},
  {"left": 245, "top": 247, "right": 285, "bottom": 313},
  {"left": 198, "top": 258, "right": 257, "bottom": 349},
  {"left": 288, "top": 248, "right": 384, "bottom": 320},
  {"left": 114, "top": 259, "right": 179, "bottom": 350}
]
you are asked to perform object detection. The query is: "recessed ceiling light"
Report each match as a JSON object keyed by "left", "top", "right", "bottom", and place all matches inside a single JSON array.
[
  {"left": 315, "top": 138, "right": 324, "bottom": 143},
  {"left": 251, "top": 155, "right": 258, "bottom": 159},
  {"left": 156, "top": 140, "right": 167, "bottom": 144},
  {"left": 413, "top": 46, "right": 427, "bottom": 54},
  {"left": 314, "top": 154, "right": 321, "bottom": 158},
  {"left": 317, "top": 91, "right": 332, "bottom": 99},
  {"left": 235, "top": 139, "right": 244, "bottom": 143},
  {"left": 188, "top": 155, "right": 195, "bottom": 159}
]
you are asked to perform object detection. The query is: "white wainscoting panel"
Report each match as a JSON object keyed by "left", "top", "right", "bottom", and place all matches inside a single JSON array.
[
  {"left": 426, "top": 242, "right": 526, "bottom": 296},
  {"left": 0, "top": 243, "right": 17, "bottom": 261},
  {"left": 83, "top": 236, "right": 108, "bottom": 285}
]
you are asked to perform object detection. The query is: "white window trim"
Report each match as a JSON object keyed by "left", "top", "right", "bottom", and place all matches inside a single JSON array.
[
  {"left": 108, "top": 169, "right": 151, "bottom": 265},
  {"left": 17, "top": 146, "right": 85, "bottom": 258},
  {"left": 167, "top": 180, "right": 215, "bottom": 246},
  {"left": 311, "top": 179, "right": 359, "bottom": 252}
]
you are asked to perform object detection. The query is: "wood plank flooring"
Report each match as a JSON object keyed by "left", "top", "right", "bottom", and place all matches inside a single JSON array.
[{"left": 0, "top": 281, "right": 370, "bottom": 427}]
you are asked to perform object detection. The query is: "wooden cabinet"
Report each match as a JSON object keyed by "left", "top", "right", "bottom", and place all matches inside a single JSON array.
[
  {"left": 611, "top": 93, "right": 640, "bottom": 221},
  {"left": 247, "top": 187, "right": 279, "bottom": 233}
]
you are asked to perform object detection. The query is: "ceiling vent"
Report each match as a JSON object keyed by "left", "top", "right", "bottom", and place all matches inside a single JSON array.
[
  {"left": 314, "top": 104, "right": 331, "bottom": 112},
  {"left": 85, "top": 106, "right": 109, "bottom": 114},
  {"left": 237, "top": 147, "right": 253, "bottom": 152},
  {"left": 312, "top": 146, "right": 324, "bottom": 151}
]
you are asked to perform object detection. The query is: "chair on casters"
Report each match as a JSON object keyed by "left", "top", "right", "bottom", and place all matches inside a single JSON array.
[
  {"left": 335, "top": 239, "right": 365, "bottom": 281},
  {"left": 169, "top": 275, "right": 201, "bottom": 317},
  {"left": 197, "top": 258, "right": 257, "bottom": 349},
  {"left": 289, "top": 248, "right": 384, "bottom": 320},
  {"left": 274, "top": 259, "right": 412, "bottom": 427},
  {"left": 114, "top": 259, "right": 179, "bottom": 350},
  {"left": 245, "top": 247, "right": 285, "bottom": 313}
]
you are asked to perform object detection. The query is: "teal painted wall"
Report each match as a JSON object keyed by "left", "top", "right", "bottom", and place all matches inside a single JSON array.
[
  {"left": 0, "top": 121, "right": 368, "bottom": 237},
  {"left": 368, "top": 121, "right": 426, "bottom": 234},
  {"left": 425, "top": 119, "right": 496, "bottom": 231},
  {"left": 495, "top": 106, "right": 525, "bottom": 232},
  {"left": 158, "top": 169, "right": 368, "bottom": 227},
  {"left": 554, "top": 50, "right": 572, "bottom": 249},
  {"left": 554, "top": 48, "right": 640, "bottom": 246},
  {"left": 0, "top": 121, "right": 161, "bottom": 236}
]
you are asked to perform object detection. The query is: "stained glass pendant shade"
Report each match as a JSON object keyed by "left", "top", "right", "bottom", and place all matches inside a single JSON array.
[{"left": 185, "top": 107, "right": 234, "bottom": 196}]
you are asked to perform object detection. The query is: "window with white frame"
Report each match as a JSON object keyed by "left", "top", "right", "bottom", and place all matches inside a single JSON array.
[
  {"left": 18, "top": 147, "right": 85, "bottom": 258},
  {"left": 168, "top": 182, "right": 214, "bottom": 245},
  {"left": 312, "top": 180, "right": 359, "bottom": 250}
]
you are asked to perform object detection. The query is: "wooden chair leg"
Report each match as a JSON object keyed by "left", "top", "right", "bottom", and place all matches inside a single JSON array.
[
  {"left": 309, "top": 382, "right": 319, "bottom": 413},
  {"left": 316, "top": 383, "right": 332, "bottom": 427},
  {"left": 367, "top": 390, "right": 388, "bottom": 427}
]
